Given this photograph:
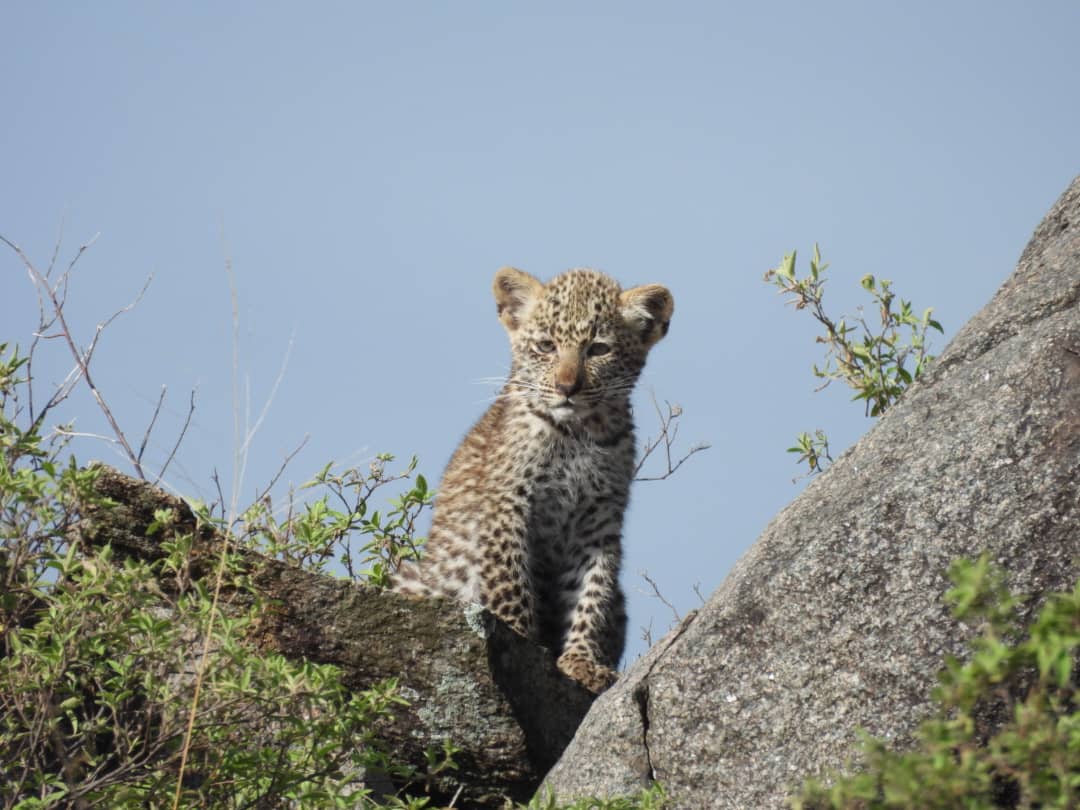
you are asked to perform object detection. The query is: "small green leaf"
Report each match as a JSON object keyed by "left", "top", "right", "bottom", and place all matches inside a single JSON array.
[{"left": 778, "top": 251, "right": 797, "bottom": 280}]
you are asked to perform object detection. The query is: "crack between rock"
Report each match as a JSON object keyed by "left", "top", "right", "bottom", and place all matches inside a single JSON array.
[
  {"left": 632, "top": 609, "right": 700, "bottom": 785},
  {"left": 632, "top": 683, "right": 654, "bottom": 782}
]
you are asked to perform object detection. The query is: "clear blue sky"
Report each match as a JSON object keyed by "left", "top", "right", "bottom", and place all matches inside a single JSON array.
[{"left": 3, "top": 3, "right": 1078, "bottom": 663}]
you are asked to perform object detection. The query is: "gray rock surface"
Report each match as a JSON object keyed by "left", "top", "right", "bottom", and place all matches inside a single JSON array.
[
  {"left": 542, "top": 175, "right": 1080, "bottom": 808},
  {"left": 79, "top": 466, "right": 596, "bottom": 808}
]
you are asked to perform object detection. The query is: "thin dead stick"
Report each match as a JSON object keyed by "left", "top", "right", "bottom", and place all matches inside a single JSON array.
[
  {"left": 640, "top": 617, "right": 655, "bottom": 648},
  {"left": 639, "top": 570, "right": 681, "bottom": 624},
  {"left": 53, "top": 428, "right": 122, "bottom": 445},
  {"left": 154, "top": 389, "right": 197, "bottom": 487},
  {"left": 2, "top": 233, "right": 152, "bottom": 479},
  {"left": 634, "top": 392, "right": 710, "bottom": 482},
  {"left": 45, "top": 216, "right": 65, "bottom": 278},
  {"left": 42, "top": 222, "right": 84, "bottom": 326},
  {"left": 248, "top": 435, "right": 310, "bottom": 514},
  {"left": 211, "top": 469, "right": 228, "bottom": 521},
  {"left": 240, "top": 345, "right": 295, "bottom": 457},
  {"left": 170, "top": 235, "right": 244, "bottom": 810},
  {"left": 170, "top": 517, "right": 233, "bottom": 810},
  {"left": 26, "top": 223, "right": 71, "bottom": 424},
  {"left": 138, "top": 386, "right": 168, "bottom": 466},
  {"left": 29, "top": 363, "right": 81, "bottom": 436},
  {"left": 227, "top": 246, "right": 242, "bottom": 518},
  {"left": 172, "top": 230, "right": 293, "bottom": 809},
  {"left": 80, "top": 274, "right": 153, "bottom": 373}
]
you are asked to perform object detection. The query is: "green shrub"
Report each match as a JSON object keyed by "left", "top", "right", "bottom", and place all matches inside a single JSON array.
[
  {"left": 0, "top": 343, "right": 421, "bottom": 808},
  {"left": 765, "top": 246, "right": 942, "bottom": 474},
  {"left": 236, "top": 455, "right": 431, "bottom": 587}
]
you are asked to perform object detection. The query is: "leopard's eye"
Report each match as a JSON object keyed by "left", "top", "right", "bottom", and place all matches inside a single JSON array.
[
  {"left": 534, "top": 339, "right": 557, "bottom": 355},
  {"left": 587, "top": 342, "right": 611, "bottom": 357}
]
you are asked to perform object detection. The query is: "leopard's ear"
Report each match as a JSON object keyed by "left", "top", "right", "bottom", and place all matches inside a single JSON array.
[
  {"left": 620, "top": 284, "right": 674, "bottom": 347},
  {"left": 493, "top": 267, "right": 544, "bottom": 331}
]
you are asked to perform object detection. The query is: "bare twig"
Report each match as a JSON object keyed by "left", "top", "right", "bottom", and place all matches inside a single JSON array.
[
  {"left": 172, "top": 521, "right": 233, "bottom": 810},
  {"left": 154, "top": 388, "right": 198, "bottom": 487},
  {"left": 52, "top": 427, "right": 123, "bottom": 445},
  {"left": 26, "top": 224, "right": 76, "bottom": 427},
  {"left": 171, "top": 234, "right": 245, "bottom": 810},
  {"left": 640, "top": 618, "right": 654, "bottom": 649},
  {"left": 30, "top": 363, "right": 82, "bottom": 436},
  {"left": 173, "top": 232, "right": 294, "bottom": 810},
  {"left": 638, "top": 570, "right": 681, "bottom": 625},
  {"left": 247, "top": 435, "right": 311, "bottom": 516},
  {"left": 138, "top": 386, "right": 169, "bottom": 466},
  {"left": 226, "top": 246, "right": 242, "bottom": 520},
  {"left": 211, "top": 469, "right": 228, "bottom": 522},
  {"left": 449, "top": 783, "right": 464, "bottom": 808},
  {"left": 45, "top": 216, "right": 65, "bottom": 278},
  {"left": 236, "top": 329, "right": 294, "bottom": 461},
  {"left": 692, "top": 582, "right": 707, "bottom": 606},
  {"left": 2, "top": 233, "right": 152, "bottom": 479},
  {"left": 634, "top": 393, "right": 710, "bottom": 482},
  {"left": 81, "top": 274, "right": 153, "bottom": 373}
]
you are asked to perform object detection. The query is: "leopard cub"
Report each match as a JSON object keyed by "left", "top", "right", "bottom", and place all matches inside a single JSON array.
[{"left": 391, "top": 267, "right": 673, "bottom": 692}]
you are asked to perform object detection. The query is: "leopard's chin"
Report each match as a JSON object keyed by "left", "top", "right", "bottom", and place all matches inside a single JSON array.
[{"left": 548, "top": 398, "right": 589, "bottom": 423}]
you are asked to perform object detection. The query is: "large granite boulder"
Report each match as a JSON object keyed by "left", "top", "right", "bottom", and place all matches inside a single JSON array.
[{"left": 543, "top": 175, "right": 1080, "bottom": 808}]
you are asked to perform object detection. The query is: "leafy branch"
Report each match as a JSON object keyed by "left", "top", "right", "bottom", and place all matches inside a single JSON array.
[
  {"left": 233, "top": 454, "right": 432, "bottom": 587},
  {"left": 765, "top": 245, "right": 943, "bottom": 475}
]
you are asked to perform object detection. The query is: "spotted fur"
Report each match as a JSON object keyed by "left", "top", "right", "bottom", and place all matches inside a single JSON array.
[{"left": 391, "top": 267, "right": 673, "bottom": 692}]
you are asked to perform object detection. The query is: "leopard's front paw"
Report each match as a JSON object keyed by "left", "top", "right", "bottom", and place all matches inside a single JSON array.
[{"left": 557, "top": 651, "right": 618, "bottom": 694}]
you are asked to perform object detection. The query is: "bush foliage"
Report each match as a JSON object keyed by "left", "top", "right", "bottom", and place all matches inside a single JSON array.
[
  {"left": 765, "top": 246, "right": 942, "bottom": 474},
  {"left": 0, "top": 343, "right": 428, "bottom": 808}
]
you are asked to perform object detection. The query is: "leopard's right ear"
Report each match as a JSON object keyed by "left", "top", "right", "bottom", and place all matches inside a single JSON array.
[{"left": 493, "top": 267, "right": 544, "bottom": 331}]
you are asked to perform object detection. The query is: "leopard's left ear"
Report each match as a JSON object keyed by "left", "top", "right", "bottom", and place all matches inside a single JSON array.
[{"left": 620, "top": 284, "right": 674, "bottom": 347}]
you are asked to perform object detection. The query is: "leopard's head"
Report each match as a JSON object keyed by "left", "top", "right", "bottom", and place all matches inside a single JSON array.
[{"left": 493, "top": 266, "right": 673, "bottom": 422}]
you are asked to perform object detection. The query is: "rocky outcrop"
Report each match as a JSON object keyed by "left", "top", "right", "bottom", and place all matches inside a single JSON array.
[
  {"left": 543, "top": 175, "right": 1080, "bottom": 808},
  {"left": 78, "top": 466, "right": 596, "bottom": 808}
]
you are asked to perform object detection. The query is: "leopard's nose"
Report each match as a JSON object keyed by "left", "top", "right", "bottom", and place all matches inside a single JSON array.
[
  {"left": 555, "top": 358, "right": 585, "bottom": 398},
  {"left": 555, "top": 379, "right": 582, "bottom": 398}
]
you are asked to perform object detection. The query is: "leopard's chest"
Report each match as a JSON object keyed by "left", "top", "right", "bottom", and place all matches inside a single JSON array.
[{"left": 507, "top": 424, "right": 632, "bottom": 562}]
